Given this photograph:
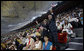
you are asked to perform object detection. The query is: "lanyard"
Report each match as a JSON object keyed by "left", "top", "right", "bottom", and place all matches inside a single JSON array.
[
  {"left": 44, "top": 42, "right": 48, "bottom": 50},
  {"left": 26, "top": 39, "right": 30, "bottom": 48}
]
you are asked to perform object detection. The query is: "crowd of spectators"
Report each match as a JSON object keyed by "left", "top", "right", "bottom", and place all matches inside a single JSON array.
[{"left": 1, "top": 6, "right": 83, "bottom": 50}]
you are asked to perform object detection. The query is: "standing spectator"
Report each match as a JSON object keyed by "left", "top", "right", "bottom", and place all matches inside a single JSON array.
[
  {"left": 40, "top": 19, "right": 49, "bottom": 38},
  {"left": 48, "top": 10, "right": 58, "bottom": 49},
  {"left": 41, "top": 19, "right": 49, "bottom": 31},
  {"left": 62, "top": 20, "right": 74, "bottom": 38}
]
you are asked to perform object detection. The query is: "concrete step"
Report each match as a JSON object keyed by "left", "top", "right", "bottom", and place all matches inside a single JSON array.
[
  {"left": 70, "top": 37, "right": 83, "bottom": 43},
  {"left": 69, "top": 42, "right": 83, "bottom": 50},
  {"left": 73, "top": 28, "right": 83, "bottom": 37},
  {"left": 65, "top": 48, "right": 76, "bottom": 50}
]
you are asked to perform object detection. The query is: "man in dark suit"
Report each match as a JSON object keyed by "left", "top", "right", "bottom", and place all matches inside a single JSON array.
[{"left": 47, "top": 9, "right": 59, "bottom": 50}]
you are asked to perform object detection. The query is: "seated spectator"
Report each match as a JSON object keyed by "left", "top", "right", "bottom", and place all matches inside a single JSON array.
[
  {"left": 79, "top": 13, "right": 83, "bottom": 26},
  {"left": 58, "top": 31, "right": 68, "bottom": 50},
  {"left": 15, "top": 37, "right": 23, "bottom": 50},
  {"left": 40, "top": 26, "right": 48, "bottom": 37},
  {"left": 32, "top": 36, "right": 42, "bottom": 50},
  {"left": 8, "top": 44, "right": 17, "bottom": 50},
  {"left": 21, "top": 36, "right": 26, "bottom": 45},
  {"left": 30, "top": 31, "right": 41, "bottom": 37},
  {"left": 23, "top": 35, "right": 34, "bottom": 50},
  {"left": 15, "top": 38, "right": 19, "bottom": 49},
  {"left": 69, "top": 16, "right": 79, "bottom": 22},
  {"left": 1, "top": 43, "right": 6, "bottom": 50},
  {"left": 36, "top": 28, "right": 41, "bottom": 33},
  {"left": 20, "top": 35, "right": 27, "bottom": 49},
  {"left": 41, "top": 19, "right": 49, "bottom": 31},
  {"left": 57, "top": 19, "right": 63, "bottom": 27},
  {"left": 69, "top": 15, "right": 79, "bottom": 28},
  {"left": 35, "top": 21, "right": 40, "bottom": 28},
  {"left": 65, "top": 14, "right": 71, "bottom": 21},
  {"left": 23, "top": 32, "right": 27, "bottom": 37},
  {"left": 56, "top": 22, "right": 62, "bottom": 33},
  {"left": 42, "top": 35, "right": 52, "bottom": 50},
  {"left": 55, "top": 18, "right": 60, "bottom": 24}
]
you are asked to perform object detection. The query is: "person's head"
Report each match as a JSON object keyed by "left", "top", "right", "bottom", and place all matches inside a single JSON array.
[
  {"left": 43, "top": 19, "right": 48, "bottom": 24},
  {"left": 36, "top": 36, "right": 40, "bottom": 41},
  {"left": 39, "top": 26, "right": 44, "bottom": 31},
  {"left": 62, "top": 30, "right": 67, "bottom": 34},
  {"left": 27, "top": 35, "right": 31, "bottom": 39},
  {"left": 70, "top": 15, "right": 73, "bottom": 18},
  {"left": 66, "top": 14, "right": 69, "bottom": 18},
  {"left": 36, "top": 27, "right": 40, "bottom": 32},
  {"left": 9, "top": 45, "right": 15, "bottom": 50},
  {"left": 65, "top": 20, "right": 68, "bottom": 25},
  {"left": 48, "top": 15, "right": 52, "bottom": 20},
  {"left": 60, "top": 19, "right": 63, "bottom": 22},
  {"left": 80, "top": 13, "right": 83, "bottom": 17},
  {"left": 44, "top": 35, "right": 49, "bottom": 42},
  {"left": 16, "top": 37, "right": 20, "bottom": 40},
  {"left": 36, "top": 21, "right": 38, "bottom": 24},
  {"left": 57, "top": 22, "right": 60, "bottom": 26},
  {"left": 50, "top": 9, "right": 53, "bottom": 13}
]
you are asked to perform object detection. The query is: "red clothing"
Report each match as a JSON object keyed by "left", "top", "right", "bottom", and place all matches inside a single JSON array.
[
  {"left": 52, "top": 46, "right": 56, "bottom": 50},
  {"left": 36, "top": 28, "right": 40, "bottom": 32},
  {"left": 70, "top": 27, "right": 73, "bottom": 30},
  {"left": 26, "top": 39, "right": 30, "bottom": 48},
  {"left": 58, "top": 32, "right": 67, "bottom": 43}
]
